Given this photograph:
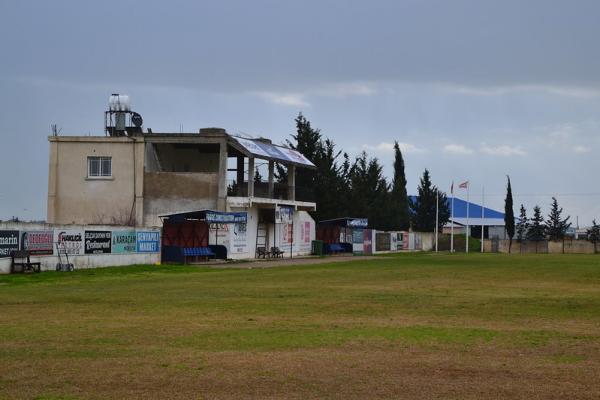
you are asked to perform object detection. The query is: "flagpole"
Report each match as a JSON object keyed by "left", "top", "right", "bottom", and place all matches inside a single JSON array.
[
  {"left": 435, "top": 188, "right": 439, "bottom": 252},
  {"left": 481, "top": 186, "right": 485, "bottom": 253},
  {"left": 450, "top": 182, "right": 454, "bottom": 253},
  {"left": 466, "top": 184, "right": 470, "bottom": 253}
]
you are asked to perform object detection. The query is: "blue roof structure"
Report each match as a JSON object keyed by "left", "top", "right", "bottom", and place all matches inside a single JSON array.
[{"left": 409, "top": 196, "right": 505, "bottom": 219}]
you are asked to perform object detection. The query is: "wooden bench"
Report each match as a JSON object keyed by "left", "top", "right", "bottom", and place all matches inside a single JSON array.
[
  {"left": 10, "top": 250, "right": 41, "bottom": 274},
  {"left": 182, "top": 247, "right": 215, "bottom": 264},
  {"left": 270, "top": 246, "right": 284, "bottom": 258}
]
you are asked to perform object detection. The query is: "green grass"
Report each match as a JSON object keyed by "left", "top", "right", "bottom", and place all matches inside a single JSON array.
[{"left": 1, "top": 253, "right": 600, "bottom": 398}]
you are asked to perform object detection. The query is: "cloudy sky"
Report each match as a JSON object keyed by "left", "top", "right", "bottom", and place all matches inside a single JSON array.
[{"left": 1, "top": 0, "right": 599, "bottom": 225}]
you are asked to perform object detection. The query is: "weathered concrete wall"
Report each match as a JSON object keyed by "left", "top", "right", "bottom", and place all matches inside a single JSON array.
[
  {"left": 0, "top": 222, "right": 160, "bottom": 274},
  {"left": 143, "top": 172, "right": 218, "bottom": 227},
  {"left": 483, "top": 239, "right": 596, "bottom": 254},
  {"left": 48, "top": 137, "right": 145, "bottom": 226},
  {"left": 417, "top": 232, "right": 435, "bottom": 251}
]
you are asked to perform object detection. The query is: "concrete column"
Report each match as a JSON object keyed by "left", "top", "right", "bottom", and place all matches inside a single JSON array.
[
  {"left": 217, "top": 140, "right": 228, "bottom": 210},
  {"left": 287, "top": 164, "right": 295, "bottom": 201},
  {"left": 248, "top": 157, "right": 255, "bottom": 198},
  {"left": 134, "top": 139, "right": 145, "bottom": 226},
  {"left": 236, "top": 156, "right": 244, "bottom": 191},
  {"left": 46, "top": 139, "right": 58, "bottom": 223},
  {"left": 268, "top": 160, "right": 274, "bottom": 198}
]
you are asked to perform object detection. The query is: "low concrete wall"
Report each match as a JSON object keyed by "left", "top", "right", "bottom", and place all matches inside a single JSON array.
[
  {"left": 484, "top": 239, "right": 596, "bottom": 254},
  {"left": 417, "top": 232, "right": 435, "bottom": 251},
  {"left": 0, "top": 222, "right": 160, "bottom": 274}
]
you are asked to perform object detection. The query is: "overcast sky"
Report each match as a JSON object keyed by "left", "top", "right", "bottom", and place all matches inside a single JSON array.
[{"left": 1, "top": 0, "right": 599, "bottom": 225}]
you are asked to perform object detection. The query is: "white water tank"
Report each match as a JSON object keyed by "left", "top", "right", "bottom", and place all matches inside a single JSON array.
[{"left": 108, "top": 94, "right": 131, "bottom": 112}]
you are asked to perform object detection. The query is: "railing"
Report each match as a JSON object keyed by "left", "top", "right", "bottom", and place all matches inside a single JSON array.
[{"left": 226, "top": 180, "right": 315, "bottom": 202}]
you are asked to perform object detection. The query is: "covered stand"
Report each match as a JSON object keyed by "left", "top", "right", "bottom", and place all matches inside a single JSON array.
[
  {"left": 160, "top": 210, "right": 247, "bottom": 263},
  {"left": 316, "top": 217, "right": 368, "bottom": 254}
]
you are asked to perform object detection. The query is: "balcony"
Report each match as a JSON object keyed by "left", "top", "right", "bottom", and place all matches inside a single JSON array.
[{"left": 226, "top": 180, "right": 315, "bottom": 203}]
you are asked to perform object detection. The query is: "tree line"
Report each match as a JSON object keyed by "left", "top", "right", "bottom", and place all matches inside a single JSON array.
[{"left": 270, "top": 113, "right": 450, "bottom": 231}]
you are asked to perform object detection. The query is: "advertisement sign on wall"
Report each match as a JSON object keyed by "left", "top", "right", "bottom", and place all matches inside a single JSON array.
[
  {"left": 205, "top": 211, "right": 247, "bottom": 224},
  {"left": 363, "top": 229, "right": 373, "bottom": 255},
  {"left": 55, "top": 230, "right": 84, "bottom": 255},
  {"left": 136, "top": 231, "right": 160, "bottom": 252},
  {"left": 22, "top": 230, "right": 54, "bottom": 256},
  {"left": 111, "top": 231, "right": 137, "bottom": 253},
  {"left": 209, "top": 223, "right": 230, "bottom": 247},
  {"left": 230, "top": 223, "right": 248, "bottom": 254},
  {"left": 85, "top": 231, "right": 112, "bottom": 254},
  {"left": 275, "top": 205, "right": 294, "bottom": 224},
  {"left": 0, "top": 230, "right": 19, "bottom": 258}
]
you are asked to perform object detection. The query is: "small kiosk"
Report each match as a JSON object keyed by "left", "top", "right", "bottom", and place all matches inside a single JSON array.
[{"left": 316, "top": 218, "right": 369, "bottom": 255}]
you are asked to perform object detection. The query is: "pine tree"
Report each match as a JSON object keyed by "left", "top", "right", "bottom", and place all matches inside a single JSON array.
[
  {"left": 587, "top": 220, "right": 600, "bottom": 253},
  {"left": 516, "top": 204, "right": 528, "bottom": 243},
  {"left": 527, "top": 205, "right": 545, "bottom": 241},
  {"left": 504, "top": 176, "right": 515, "bottom": 252},
  {"left": 410, "top": 169, "right": 450, "bottom": 232},
  {"left": 545, "top": 197, "right": 571, "bottom": 241},
  {"left": 391, "top": 141, "right": 410, "bottom": 230}
]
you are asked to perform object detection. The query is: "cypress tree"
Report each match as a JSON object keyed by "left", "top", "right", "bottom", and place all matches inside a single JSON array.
[
  {"left": 504, "top": 176, "right": 515, "bottom": 252},
  {"left": 391, "top": 141, "right": 410, "bottom": 230}
]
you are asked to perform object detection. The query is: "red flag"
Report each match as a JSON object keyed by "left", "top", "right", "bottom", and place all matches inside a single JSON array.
[{"left": 459, "top": 181, "right": 469, "bottom": 189}]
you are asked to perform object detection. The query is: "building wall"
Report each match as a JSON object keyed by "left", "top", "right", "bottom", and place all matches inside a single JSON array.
[
  {"left": 48, "top": 136, "right": 145, "bottom": 226},
  {"left": 143, "top": 172, "right": 219, "bottom": 227}
]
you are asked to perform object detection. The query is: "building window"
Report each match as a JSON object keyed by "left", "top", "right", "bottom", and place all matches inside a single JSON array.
[{"left": 88, "top": 156, "right": 112, "bottom": 178}]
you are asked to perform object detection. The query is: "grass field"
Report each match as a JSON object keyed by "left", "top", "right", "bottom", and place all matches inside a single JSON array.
[{"left": 1, "top": 253, "right": 600, "bottom": 399}]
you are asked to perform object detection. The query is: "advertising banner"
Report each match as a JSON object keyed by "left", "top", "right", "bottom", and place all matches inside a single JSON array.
[
  {"left": 209, "top": 223, "right": 230, "bottom": 247},
  {"left": 275, "top": 205, "right": 294, "bottom": 224},
  {"left": 363, "top": 229, "right": 373, "bottom": 255},
  {"left": 0, "top": 230, "right": 19, "bottom": 258},
  {"left": 85, "top": 231, "right": 112, "bottom": 254},
  {"left": 352, "top": 228, "right": 364, "bottom": 254},
  {"left": 205, "top": 211, "right": 247, "bottom": 224},
  {"left": 348, "top": 218, "right": 368, "bottom": 228},
  {"left": 55, "top": 229, "right": 84, "bottom": 255},
  {"left": 136, "top": 231, "right": 160, "bottom": 252},
  {"left": 111, "top": 230, "right": 137, "bottom": 253},
  {"left": 234, "top": 137, "right": 315, "bottom": 167},
  {"left": 22, "top": 230, "right": 54, "bottom": 256},
  {"left": 230, "top": 223, "right": 248, "bottom": 254}
]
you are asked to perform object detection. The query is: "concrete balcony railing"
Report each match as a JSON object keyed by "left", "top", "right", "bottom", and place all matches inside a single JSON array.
[{"left": 226, "top": 180, "right": 315, "bottom": 203}]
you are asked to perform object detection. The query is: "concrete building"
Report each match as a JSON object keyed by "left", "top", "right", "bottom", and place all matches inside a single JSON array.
[{"left": 47, "top": 126, "right": 317, "bottom": 259}]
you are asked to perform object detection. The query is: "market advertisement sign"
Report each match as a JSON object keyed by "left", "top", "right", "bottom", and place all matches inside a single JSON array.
[
  {"left": 275, "top": 205, "right": 294, "bottom": 224},
  {"left": 55, "top": 229, "right": 83, "bottom": 255},
  {"left": 111, "top": 230, "right": 137, "bottom": 253},
  {"left": 205, "top": 211, "right": 247, "bottom": 224},
  {"left": 136, "top": 231, "right": 160, "bottom": 252},
  {"left": 22, "top": 230, "right": 54, "bottom": 256},
  {"left": 230, "top": 223, "right": 248, "bottom": 254},
  {"left": 85, "top": 231, "right": 112, "bottom": 254},
  {"left": 0, "top": 230, "right": 19, "bottom": 258}
]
